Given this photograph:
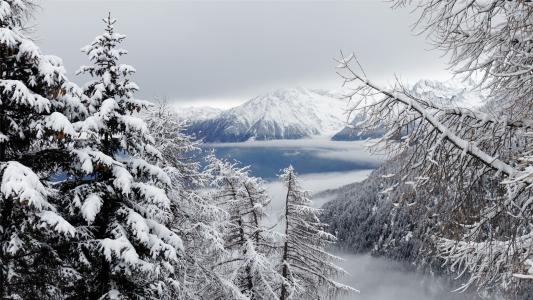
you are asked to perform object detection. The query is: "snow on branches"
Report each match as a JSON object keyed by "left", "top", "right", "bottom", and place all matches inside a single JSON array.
[
  {"left": 0, "top": 1, "right": 85, "bottom": 297},
  {"left": 56, "top": 14, "right": 184, "bottom": 299},
  {"left": 279, "top": 166, "right": 357, "bottom": 299},
  {"left": 207, "top": 155, "right": 282, "bottom": 299},
  {"left": 335, "top": 0, "right": 533, "bottom": 291}
]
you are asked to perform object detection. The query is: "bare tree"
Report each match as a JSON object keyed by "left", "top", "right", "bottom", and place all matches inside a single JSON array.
[{"left": 335, "top": 0, "right": 533, "bottom": 291}]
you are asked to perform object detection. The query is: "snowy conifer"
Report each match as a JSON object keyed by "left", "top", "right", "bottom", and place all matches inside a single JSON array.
[
  {"left": 279, "top": 166, "right": 356, "bottom": 300},
  {"left": 58, "top": 14, "right": 183, "bottom": 299},
  {"left": 141, "top": 101, "right": 240, "bottom": 299},
  {"left": 0, "top": 1, "right": 84, "bottom": 298},
  {"left": 207, "top": 155, "right": 282, "bottom": 299}
]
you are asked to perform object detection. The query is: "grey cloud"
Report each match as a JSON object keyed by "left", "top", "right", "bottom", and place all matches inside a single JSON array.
[{"left": 34, "top": 0, "right": 451, "bottom": 107}]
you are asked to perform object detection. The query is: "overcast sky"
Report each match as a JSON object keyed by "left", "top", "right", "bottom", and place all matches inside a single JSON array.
[{"left": 33, "top": 0, "right": 451, "bottom": 108}]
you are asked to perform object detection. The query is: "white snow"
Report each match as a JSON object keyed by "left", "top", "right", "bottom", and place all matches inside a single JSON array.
[
  {"left": 112, "top": 165, "right": 133, "bottom": 194},
  {"left": 17, "top": 39, "right": 40, "bottom": 60},
  {"left": 1, "top": 80, "right": 51, "bottom": 113},
  {"left": 223, "top": 87, "right": 350, "bottom": 137},
  {"left": 1, "top": 161, "right": 50, "bottom": 210},
  {"left": 0, "top": 1, "right": 11, "bottom": 22},
  {"left": 0, "top": 27, "right": 19, "bottom": 47},
  {"left": 127, "top": 158, "right": 171, "bottom": 186},
  {"left": 409, "top": 78, "right": 487, "bottom": 109},
  {"left": 184, "top": 87, "right": 352, "bottom": 141},
  {"left": 71, "top": 148, "right": 117, "bottom": 175},
  {"left": 81, "top": 194, "right": 103, "bottom": 224},
  {"left": 38, "top": 211, "right": 76, "bottom": 237},
  {"left": 45, "top": 112, "right": 76, "bottom": 136},
  {"left": 131, "top": 182, "right": 170, "bottom": 211},
  {"left": 173, "top": 106, "right": 223, "bottom": 122},
  {"left": 120, "top": 115, "right": 148, "bottom": 134},
  {"left": 100, "top": 235, "right": 140, "bottom": 265},
  {"left": 99, "top": 98, "right": 118, "bottom": 119}
]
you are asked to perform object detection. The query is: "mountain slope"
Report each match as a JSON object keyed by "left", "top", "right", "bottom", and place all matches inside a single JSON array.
[
  {"left": 185, "top": 87, "right": 349, "bottom": 142},
  {"left": 331, "top": 114, "right": 386, "bottom": 141}
]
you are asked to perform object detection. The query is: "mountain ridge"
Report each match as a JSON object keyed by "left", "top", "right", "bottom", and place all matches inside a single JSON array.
[
  {"left": 174, "top": 80, "right": 486, "bottom": 143},
  {"left": 181, "top": 87, "right": 350, "bottom": 142}
]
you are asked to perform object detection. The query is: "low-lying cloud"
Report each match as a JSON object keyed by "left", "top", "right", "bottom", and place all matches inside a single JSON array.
[
  {"left": 262, "top": 165, "right": 483, "bottom": 300},
  {"left": 336, "top": 254, "right": 473, "bottom": 300}
]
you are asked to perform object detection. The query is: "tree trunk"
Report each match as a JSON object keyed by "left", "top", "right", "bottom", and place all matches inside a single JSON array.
[
  {"left": 280, "top": 172, "right": 292, "bottom": 300},
  {"left": 93, "top": 195, "right": 113, "bottom": 298},
  {"left": 0, "top": 197, "right": 14, "bottom": 299},
  {"left": 244, "top": 184, "right": 260, "bottom": 244},
  {"left": 237, "top": 215, "right": 254, "bottom": 297}
]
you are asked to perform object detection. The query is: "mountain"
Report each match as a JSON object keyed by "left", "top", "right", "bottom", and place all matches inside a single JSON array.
[
  {"left": 319, "top": 155, "right": 417, "bottom": 260},
  {"left": 409, "top": 78, "right": 486, "bottom": 109},
  {"left": 331, "top": 114, "right": 386, "bottom": 141},
  {"left": 185, "top": 87, "right": 349, "bottom": 142},
  {"left": 173, "top": 106, "right": 223, "bottom": 123},
  {"left": 331, "top": 79, "right": 486, "bottom": 141}
]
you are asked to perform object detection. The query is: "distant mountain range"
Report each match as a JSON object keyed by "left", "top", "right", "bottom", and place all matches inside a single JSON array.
[
  {"left": 174, "top": 106, "right": 223, "bottom": 123},
  {"left": 176, "top": 87, "right": 350, "bottom": 142},
  {"left": 172, "top": 80, "right": 486, "bottom": 143},
  {"left": 332, "top": 79, "right": 486, "bottom": 141},
  {"left": 409, "top": 78, "right": 486, "bottom": 109}
]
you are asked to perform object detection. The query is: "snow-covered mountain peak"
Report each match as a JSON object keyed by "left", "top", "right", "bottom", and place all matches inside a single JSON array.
[
  {"left": 226, "top": 87, "right": 348, "bottom": 133},
  {"left": 173, "top": 106, "right": 223, "bottom": 122},
  {"left": 184, "top": 87, "right": 350, "bottom": 142},
  {"left": 410, "top": 78, "right": 486, "bottom": 109},
  {"left": 260, "top": 86, "right": 314, "bottom": 99},
  {"left": 332, "top": 78, "right": 487, "bottom": 141}
]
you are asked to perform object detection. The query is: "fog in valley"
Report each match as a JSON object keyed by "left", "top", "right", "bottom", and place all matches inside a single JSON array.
[{"left": 210, "top": 139, "right": 477, "bottom": 300}]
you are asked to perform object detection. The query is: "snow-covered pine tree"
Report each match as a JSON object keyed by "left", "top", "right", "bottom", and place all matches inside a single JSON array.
[
  {"left": 0, "top": 1, "right": 84, "bottom": 298},
  {"left": 207, "top": 155, "right": 282, "bottom": 299},
  {"left": 279, "top": 166, "right": 356, "bottom": 300},
  {"left": 60, "top": 14, "right": 183, "bottom": 299}
]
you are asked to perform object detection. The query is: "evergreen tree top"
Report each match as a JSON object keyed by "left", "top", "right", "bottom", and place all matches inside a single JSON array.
[
  {"left": 77, "top": 13, "right": 139, "bottom": 111},
  {"left": 80, "top": 13, "right": 128, "bottom": 66},
  {"left": 0, "top": 0, "right": 35, "bottom": 28}
]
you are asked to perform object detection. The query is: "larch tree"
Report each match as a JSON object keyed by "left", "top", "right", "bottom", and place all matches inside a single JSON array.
[
  {"left": 0, "top": 0, "right": 84, "bottom": 298},
  {"left": 58, "top": 14, "right": 184, "bottom": 299},
  {"left": 207, "top": 155, "right": 282, "bottom": 300},
  {"left": 335, "top": 0, "right": 533, "bottom": 295},
  {"left": 141, "top": 100, "right": 236, "bottom": 299},
  {"left": 279, "top": 166, "right": 356, "bottom": 300}
]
